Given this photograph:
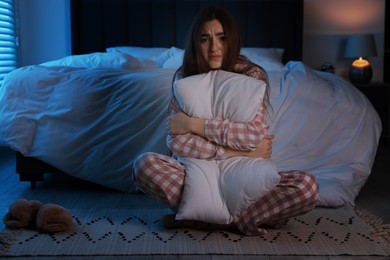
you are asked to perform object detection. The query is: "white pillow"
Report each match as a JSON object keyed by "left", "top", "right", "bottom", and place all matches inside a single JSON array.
[
  {"left": 173, "top": 70, "right": 280, "bottom": 223},
  {"left": 174, "top": 70, "right": 263, "bottom": 122},
  {"left": 40, "top": 52, "right": 149, "bottom": 70},
  {"left": 175, "top": 157, "right": 233, "bottom": 224},
  {"left": 106, "top": 46, "right": 169, "bottom": 65},
  {"left": 218, "top": 157, "right": 280, "bottom": 218},
  {"left": 241, "top": 47, "right": 285, "bottom": 71},
  {"left": 161, "top": 47, "right": 184, "bottom": 69},
  {"left": 241, "top": 47, "right": 284, "bottom": 62}
]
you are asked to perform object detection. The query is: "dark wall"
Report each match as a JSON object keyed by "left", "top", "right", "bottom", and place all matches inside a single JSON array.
[
  {"left": 385, "top": 1, "right": 389, "bottom": 83},
  {"left": 70, "top": 0, "right": 303, "bottom": 63}
]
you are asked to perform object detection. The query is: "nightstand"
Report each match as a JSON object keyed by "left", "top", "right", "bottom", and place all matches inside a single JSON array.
[{"left": 355, "top": 82, "right": 390, "bottom": 139}]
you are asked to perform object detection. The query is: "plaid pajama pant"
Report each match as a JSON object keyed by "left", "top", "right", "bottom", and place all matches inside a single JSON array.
[{"left": 133, "top": 152, "right": 319, "bottom": 236}]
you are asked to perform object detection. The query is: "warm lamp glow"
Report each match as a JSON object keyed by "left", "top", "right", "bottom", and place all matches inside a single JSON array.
[
  {"left": 352, "top": 57, "right": 370, "bottom": 68},
  {"left": 344, "top": 34, "right": 376, "bottom": 84},
  {"left": 304, "top": 0, "right": 383, "bottom": 34},
  {"left": 318, "top": 0, "right": 380, "bottom": 31}
]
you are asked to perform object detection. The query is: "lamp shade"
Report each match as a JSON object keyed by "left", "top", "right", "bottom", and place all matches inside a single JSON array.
[{"left": 344, "top": 34, "right": 377, "bottom": 58}]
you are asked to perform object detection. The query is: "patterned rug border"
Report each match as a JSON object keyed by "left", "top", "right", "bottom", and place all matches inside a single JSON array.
[
  {"left": 1, "top": 206, "right": 389, "bottom": 257},
  {"left": 355, "top": 208, "right": 390, "bottom": 244}
]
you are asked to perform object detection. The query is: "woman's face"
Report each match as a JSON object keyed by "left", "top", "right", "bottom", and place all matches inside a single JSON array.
[{"left": 199, "top": 19, "right": 226, "bottom": 69}]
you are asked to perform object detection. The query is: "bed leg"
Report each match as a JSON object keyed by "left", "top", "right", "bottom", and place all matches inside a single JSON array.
[
  {"left": 30, "top": 181, "right": 37, "bottom": 189},
  {"left": 15, "top": 152, "right": 45, "bottom": 188}
]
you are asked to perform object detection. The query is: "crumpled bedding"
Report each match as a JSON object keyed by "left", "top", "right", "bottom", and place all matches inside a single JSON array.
[
  {"left": 0, "top": 66, "right": 173, "bottom": 192},
  {"left": 0, "top": 61, "right": 381, "bottom": 207}
]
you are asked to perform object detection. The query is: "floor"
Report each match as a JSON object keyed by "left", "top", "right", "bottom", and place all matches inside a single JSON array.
[{"left": 0, "top": 140, "right": 389, "bottom": 259}]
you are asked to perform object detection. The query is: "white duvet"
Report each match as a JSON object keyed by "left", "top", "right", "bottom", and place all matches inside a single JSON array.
[{"left": 0, "top": 61, "right": 381, "bottom": 207}]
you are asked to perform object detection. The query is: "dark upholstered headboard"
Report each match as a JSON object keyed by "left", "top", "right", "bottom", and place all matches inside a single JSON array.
[{"left": 70, "top": 0, "right": 303, "bottom": 63}]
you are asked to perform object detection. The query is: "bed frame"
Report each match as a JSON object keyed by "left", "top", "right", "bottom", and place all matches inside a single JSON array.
[{"left": 16, "top": 0, "right": 304, "bottom": 188}]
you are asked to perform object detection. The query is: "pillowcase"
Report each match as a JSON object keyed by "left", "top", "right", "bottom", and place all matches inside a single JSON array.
[
  {"left": 159, "top": 47, "right": 284, "bottom": 70},
  {"left": 176, "top": 157, "right": 280, "bottom": 224},
  {"left": 218, "top": 157, "right": 280, "bottom": 218},
  {"left": 106, "top": 46, "right": 169, "bottom": 66},
  {"left": 39, "top": 52, "right": 150, "bottom": 70},
  {"left": 241, "top": 47, "right": 285, "bottom": 71},
  {"left": 241, "top": 47, "right": 284, "bottom": 62},
  {"left": 174, "top": 70, "right": 264, "bottom": 122},
  {"left": 175, "top": 157, "right": 233, "bottom": 224},
  {"left": 160, "top": 47, "right": 184, "bottom": 69},
  {"left": 105, "top": 46, "right": 285, "bottom": 70},
  {"left": 173, "top": 70, "right": 280, "bottom": 224}
]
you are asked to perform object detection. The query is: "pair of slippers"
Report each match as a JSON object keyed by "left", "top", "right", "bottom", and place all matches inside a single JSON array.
[{"left": 3, "top": 199, "right": 73, "bottom": 233}]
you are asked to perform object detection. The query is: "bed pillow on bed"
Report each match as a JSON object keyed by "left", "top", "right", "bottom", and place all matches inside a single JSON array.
[
  {"left": 106, "top": 46, "right": 170, "bottom": 66},
  {"left": 160, "top": 47, "right": 184, "bottom": 69},
  {"left": 241, "top": 47, "right": 285, "bottom": 71},
  {"left": 40, "top": 52, "right": 154, "bottom": 70},
  {"left": 241, "top": 48, "right": 284, "bottom": 62},
  {"left": 157, "top": 47, "right": 284, "bottom": 70},
  {"left": 173, "top": 70, "right": 280, "bottom": 224}
]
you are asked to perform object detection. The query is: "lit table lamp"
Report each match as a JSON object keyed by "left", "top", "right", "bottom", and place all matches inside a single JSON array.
[{"left": 344, "top": 34, "right": 377, "bottom": 84}]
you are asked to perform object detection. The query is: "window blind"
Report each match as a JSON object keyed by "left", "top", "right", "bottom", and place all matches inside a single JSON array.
[{"left": 0, "top": 0, "right": 17, "bottom": 86}]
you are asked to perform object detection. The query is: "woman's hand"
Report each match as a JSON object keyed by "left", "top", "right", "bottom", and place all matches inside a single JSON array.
[
  {"left": 247, "top": 135, "right": 274, "bottom": 159},
  {"left": 168, "top": 112, "right": 191, "bottom": 135},
  {"left": 168, "top": 102, "right": 205, "bottom": 136},
  {"left": 225, "top": 135, "right": 274, "bottom": 159}
]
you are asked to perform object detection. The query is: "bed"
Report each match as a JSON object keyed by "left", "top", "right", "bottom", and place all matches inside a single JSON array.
[{"left": 0, "top": 0, "right": 382, "bottom": 207}]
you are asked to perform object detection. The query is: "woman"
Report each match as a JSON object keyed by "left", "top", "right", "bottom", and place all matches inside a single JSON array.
[{"left": 133, "top": 6, "right": 319, "bottom": 236}]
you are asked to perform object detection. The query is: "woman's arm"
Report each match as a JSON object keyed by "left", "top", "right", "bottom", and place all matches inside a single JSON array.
[
  {"left": 167, "top": 133, "right": 229, "bottom": 159},
  {"left": 169, "top": 102, "right": 268, "bottom": 150},
  {"left": 167, "top": 103, "right": 271, "bottom": 159},
  {"left": 203, "top": 104, "right": 268, "bottom": 150},
  {"left": 168, "top": 57, "right": 271, "bottom": 159},
  {"left": 223, "top": 135, "right": 273, "bottom": 159},
  {"left": 167, "top": 102, "right": 229, "bottom": 159},
  {"left": 167, "top": 132, "right": 273, "bottom": 160}
]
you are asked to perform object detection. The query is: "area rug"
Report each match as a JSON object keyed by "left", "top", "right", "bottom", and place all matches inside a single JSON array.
[{"left": 1, "top": 206, "right": 389, "bottom": 257}]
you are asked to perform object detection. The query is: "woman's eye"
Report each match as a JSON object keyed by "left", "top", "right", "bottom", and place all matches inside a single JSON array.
[
  {"left": 219, "top": 35, "right": 226, "bottom": 42},
  {"left": 200, "top": 38, "right": 209, "bottom": 43}
]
